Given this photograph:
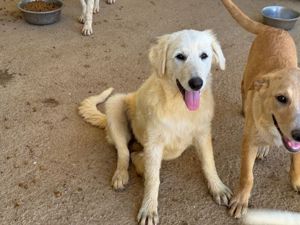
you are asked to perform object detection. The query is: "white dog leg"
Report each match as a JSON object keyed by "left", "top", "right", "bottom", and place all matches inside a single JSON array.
[
  {"left": 82, "top": 0, "right": 94, "bottom": 35},
  {"left": 107, "top": 0, "right": 116, "bottom": 4},
  {"left": 194, "top": 132, "right": 232, "bottom": 206},
  {"left": 93, "top": 0, "right": 100, "bottom": 13},
  {"left": 79, "top": 0, "right": 87, "bottom": 23},
  {"left": 137, "top": 143, "right": 163, "bottom": 225},
  {"left": 111, "top": 143, "right": 130, "bottom": 190},
  {"left": 106, "top": 94, "right": 131, "bottom": 190}
]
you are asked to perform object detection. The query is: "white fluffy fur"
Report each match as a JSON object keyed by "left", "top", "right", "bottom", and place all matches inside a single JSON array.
[
  {"left": 78, "top": 87, "right": 113, "bottom": 127},
  {"left": 243, "top": 209, "right": 300, "bottom": 225},
  {"left": 79, "top": 30, "right": 231, "bottom": 225}
]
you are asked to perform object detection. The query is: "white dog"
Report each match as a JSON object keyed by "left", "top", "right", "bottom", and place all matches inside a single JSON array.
[
  {"left": 79, "top": 30, "right": 232, "bottom": 224},
  {"left": 243, "top": 209, "right": 300, "bottom": 225},
  {"left": 79, "top": 0, "right": 116, "bottom": 36}
]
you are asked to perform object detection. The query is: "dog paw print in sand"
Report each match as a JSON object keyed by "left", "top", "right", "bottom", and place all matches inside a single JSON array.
[
  {"left": 42, "top": 98, "right": 59, "bottom": 107},
  {"left": 0, "top": 69, "right": 15, "bottom": 87}
]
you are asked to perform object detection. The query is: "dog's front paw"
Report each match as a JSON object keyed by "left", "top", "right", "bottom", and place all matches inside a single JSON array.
[
  {"left": 107, "top": 0, "right": 116, "bottom": 4},
  {"left": 256, "top": 146, "right": 269, "bottom": 160},
  {"left": 93, "top": 5, "right": 100, "bottom": 13},
  {"left": 137, "top": 203, "right": 159, "bottom": 225},
  {"left": 82, "top": 23, "right": 93, "bottom": 36},
  {"left": 229, "top": 191, "right": 249, "bottom": 218},
  {"left": 112, "top": 169, "right": 129, "bottom": 190},
  {"left": 208, "top": 181, "right": 232, "bottom": 206},
  {"left": 290, "top": 169, "right": 300, "bottom": 192}
]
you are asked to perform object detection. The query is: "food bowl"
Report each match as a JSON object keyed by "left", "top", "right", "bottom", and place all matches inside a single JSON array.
[
  {"left": 262, "top": 6, "right": 300, "bottom": 30},
  {"left": 17, "top": 0, "right": 63, "bottom": 25}
]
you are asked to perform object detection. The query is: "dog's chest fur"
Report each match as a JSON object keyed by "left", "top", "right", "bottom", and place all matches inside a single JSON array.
[
  {"left": 254, "top": 123, "right": 282, "bottom": 147},
  {"left": 159, "top": 114, "right": 205, "bottom": 160},
  {"left": 127, "top": 76, "right": 214, "bottom": 160}
]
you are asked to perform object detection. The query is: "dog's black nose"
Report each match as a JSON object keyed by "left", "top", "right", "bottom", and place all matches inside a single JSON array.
[
  {"left": 188, "top": 77, "right": 203, "bottom": 91},
  {"left": 292, "top": 130, "right": 300, "bottom": 142}
]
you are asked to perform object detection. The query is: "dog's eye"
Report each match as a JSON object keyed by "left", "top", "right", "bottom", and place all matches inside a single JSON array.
[
  {"left": 175, "top": 54, "right": 187, "bottom": 61},
  {"left": 200, "top": 53, "right": 208, "bottom": 60},
  {"left": 276, "top": 95, "right": 288, "bottom": 104}
]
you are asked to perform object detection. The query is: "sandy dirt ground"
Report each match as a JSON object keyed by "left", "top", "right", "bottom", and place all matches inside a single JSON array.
[{"left": 1, "top": 0, "right": 300, "bottom": 224}]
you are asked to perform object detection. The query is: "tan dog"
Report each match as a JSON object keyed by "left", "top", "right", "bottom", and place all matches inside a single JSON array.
[
  {"left": 222, "top": 0, "right": 300, "bottom": 219},
  {"left": 78, "top": 29, "right": 232, "bottom": 225}
]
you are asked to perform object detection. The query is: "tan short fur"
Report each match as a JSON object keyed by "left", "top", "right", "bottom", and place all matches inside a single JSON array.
[{"left": 222, "top": 0, "right": 300, "bottom": 219}]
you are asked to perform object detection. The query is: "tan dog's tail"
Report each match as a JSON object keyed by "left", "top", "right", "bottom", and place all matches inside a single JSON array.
[
  {"left": 222, "top": 0, "right": 269, "bottom": 34},
  {"left": 78, "top": 88, "right": 114, "bottom": 128},
  {"left": 243, "top": 209, "right": 300, "bottom": 225}
]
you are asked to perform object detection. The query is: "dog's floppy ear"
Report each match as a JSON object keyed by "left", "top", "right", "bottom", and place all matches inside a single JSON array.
[
  {"left": 252, "top": 78, "right": 270, "bottom": 91},
  {"left": 251, "top": 72, "right": 281, "bottom": 91},
  {"left": 250, "top": 72, "right": 279, "bottom": 91},
  {"left": 149, "top": 34, "right": 170, "bottom": 76},
  {"left": 208, "top": 31, "right": 226, "bottom": 70}
]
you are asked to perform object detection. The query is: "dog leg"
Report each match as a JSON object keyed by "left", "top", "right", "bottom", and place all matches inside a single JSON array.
[
  {"left": 82, "top": 0, "right": 94, "bottom": 35},
  {"left": 106, "top": 94, "right": 131, "bottom": 190},
  {"left": 79, "top": 0, "right": 87, "bottom": 23},
  {"left": 290, "top": 153, "right": 300, "bottom": 192},
  {"left": 107, "top": 0, "right": 116, "bottom": 4},
  {"left": 137, "top": 143, "right": 163, "bottom": 225},
  {"left": 93, "top": 0, "right": 100, "bottom": 13},
  {"left": 256, "top": 146, "right": 269, "bottom": 160},
  {"left": 111, "top": 142, "right": 130, "bottom": 190},
  {"left": 241, "top": 80, "right": 245, "bottom": 116},
  {"left": 131, "top": 151, "right": 144, "bottom": 176},
  {"left": 194, "top": 132, "right": 232, "bottom": 206},
  {"left": 229, "top": 137, "right": 258, "bottom": 218}
]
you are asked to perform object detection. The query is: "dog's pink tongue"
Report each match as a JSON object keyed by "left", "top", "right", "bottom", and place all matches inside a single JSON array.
[
  {"left": 287, "top": 139, "right": 300, "bottom": 151},
  {"left": 184, "top": 90, "right": 200, "bottom": 111}
]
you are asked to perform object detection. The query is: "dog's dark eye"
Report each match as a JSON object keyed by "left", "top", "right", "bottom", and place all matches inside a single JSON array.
[
  {"left": 175, "top": 54, "right": 187, "bottom": 61},
  {"left": 276, "top": 95, "right": 288, "bottom": 104},
  {"left": 200, "top": 53, "right": 208, "bottom": 60}
]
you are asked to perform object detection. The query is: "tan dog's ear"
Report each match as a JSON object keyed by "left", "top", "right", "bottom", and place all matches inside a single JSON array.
[
  {"left": 208, "top": 31, "right": 226, "bottom": 70},
  {"left": 253, "top": 78, "right": 270, "bottom": 91},
  {"left": 251, "top": 72, "right": 280, "bottom": 91},
  {"left": 149, "top": 34, "right": 170, "bottom": 77}
]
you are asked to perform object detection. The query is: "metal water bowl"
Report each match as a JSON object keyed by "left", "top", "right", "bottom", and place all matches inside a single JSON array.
[{"left": 262, "top": 6, "right": 300, "bottom": 30}]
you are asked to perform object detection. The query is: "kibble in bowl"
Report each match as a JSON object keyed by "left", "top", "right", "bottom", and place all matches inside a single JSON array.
[{"left": 17, "top": 0, "right": 63, "bottom": 25}]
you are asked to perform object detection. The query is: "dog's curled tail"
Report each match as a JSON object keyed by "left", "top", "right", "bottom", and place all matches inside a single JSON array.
[
  {"left": 78, "top": 87, "right": 114, "bottom": 129},
  {"left": 243, "top": 209, "right": 300, "bottom": 225},
  {"left": 221, "top": 0, "right": 270, "bottom": 34}
]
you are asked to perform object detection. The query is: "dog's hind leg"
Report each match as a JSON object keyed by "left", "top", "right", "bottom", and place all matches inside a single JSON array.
[
  {"left": 107, "top": 0, "right": 116, "bottom": 4},
  {"left": 106, "top": 94, "right": 131, "bottom": 190},
  {"left": 93, "top": 0, "right": 99, "bottom": 13},
  {"left": 290, "top": 153, "right": 300, "bottom": 192},
  {"left": 256, "top": 146, "right": 269, "bottom": 160},
  {"left": 79, "top": 0, "right": 87, "bottom": 23}
]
